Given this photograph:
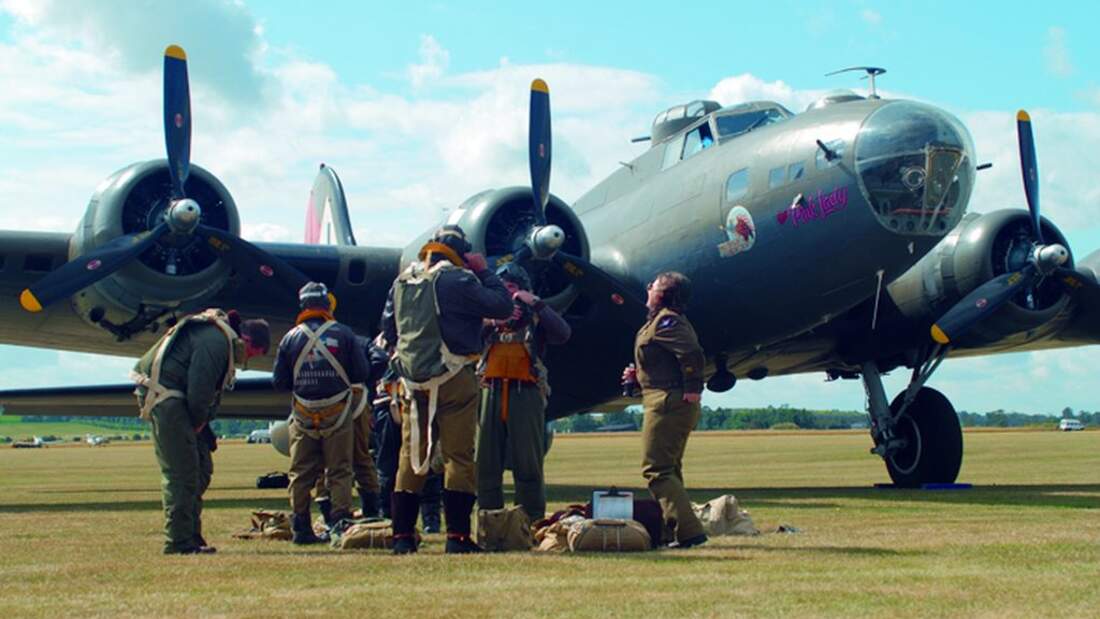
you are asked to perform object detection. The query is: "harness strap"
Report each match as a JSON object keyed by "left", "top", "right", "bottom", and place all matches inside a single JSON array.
[
  {"left": 400, "top": 341, "right": 478, "bottom": 476},
  {"left": 131, "top": 310, "right": 237, "bottom": 421},
  {"left": 288, "top": 320, "right": 366, "bottom": 439}
]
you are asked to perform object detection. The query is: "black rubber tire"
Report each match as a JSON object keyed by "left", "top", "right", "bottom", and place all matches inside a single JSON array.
[{"left": 884, "top": 387, "right": 963, "bottom": 487}]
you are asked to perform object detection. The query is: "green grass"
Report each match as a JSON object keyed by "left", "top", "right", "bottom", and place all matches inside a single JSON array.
[{"left": 0, "top": 429, "right": 1097, "bottom": 618}]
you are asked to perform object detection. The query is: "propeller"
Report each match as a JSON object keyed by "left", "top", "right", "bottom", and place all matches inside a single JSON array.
[
  {"left": 497, "top": 79, "right": 644, "bottom": 317},
  {"left": 20, "top": 44, "right": 308, "bottom": 314},
  {"left": 930, "top": 110, "right": 1088, "bottom": 344}
]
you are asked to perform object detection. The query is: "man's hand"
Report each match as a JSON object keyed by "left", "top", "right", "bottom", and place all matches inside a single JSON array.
[
  {"left": 621, "top": 365, "right": 637, "bottom": 384},
  {"left": 683, "top": 392, "right": 702, "bottom": 404},
  {"left": 513, "top": 290, "right": 540, "bottom": 306},
  {"left": 464, "top": 252, "right": 488, "bottom": 272}
]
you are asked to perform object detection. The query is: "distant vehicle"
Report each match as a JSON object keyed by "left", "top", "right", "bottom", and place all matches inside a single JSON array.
[
  {"left": 1058, "top": 419, "right": 1085, "bottom": 431},
  {"left": 85, "top": 434, "right": 109, "bottom": 446},
  {"left": 13, "top": 436, "right": 45, "bottom": 448},
  {"left": 247, "top": 429, "right": 272, "bottom": 444}
]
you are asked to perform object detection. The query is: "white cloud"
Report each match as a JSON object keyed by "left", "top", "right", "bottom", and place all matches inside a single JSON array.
[
  {"left": 709, "top": 73, "right": 824, "bottom": 113},
  {"left": 1044, "top": 26, "right": 1072, "bottom": 77},
  {"left": 861, "top": 9, "right": 882, "bottom": 26},
  {"left": 407, "top": 34, "right": 450, "bottom": 88}
]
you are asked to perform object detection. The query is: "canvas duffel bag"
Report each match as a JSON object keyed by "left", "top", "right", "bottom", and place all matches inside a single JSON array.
[
  {"left": 692, "top": 494, "right": 760, "bottom": 536},
  {"left": 567, "top": 518, "right": 651, "bottom": 552},
  {"left": 337, "top": 520, "right": 417, "bottom": 550},
  {"left": 477, "top": 505, "right": 534, "bottom": 552}
]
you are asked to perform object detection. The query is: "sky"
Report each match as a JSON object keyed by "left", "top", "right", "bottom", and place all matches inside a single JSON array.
[{"left": 1, "top": 0, "right": 1099, "bottom": 415}]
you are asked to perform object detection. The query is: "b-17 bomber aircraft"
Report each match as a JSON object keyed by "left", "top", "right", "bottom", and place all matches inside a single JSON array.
[{"left": 3, "top": 49, "right": 1099, "bottom": 487}]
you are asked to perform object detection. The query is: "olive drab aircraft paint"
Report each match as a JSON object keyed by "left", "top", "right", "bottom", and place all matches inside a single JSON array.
[{"left": 3, "top": 56, "right": 1100, "bottom": 488}]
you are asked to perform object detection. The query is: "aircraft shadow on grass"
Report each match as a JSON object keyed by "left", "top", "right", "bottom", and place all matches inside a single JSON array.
[{"left": 3, "top": 483, "right": 1095, "bottom": 514}]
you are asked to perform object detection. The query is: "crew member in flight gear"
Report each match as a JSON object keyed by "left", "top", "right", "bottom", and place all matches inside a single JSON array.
[
  {"left": 477, "top": 262, "right": 571, "bottom": 521},
  {"left": 622, "top": 271, "right": 708, "bottom": 549},
  {"left": 273, "top": 282, "right": 371, "bottom": 545},
  {"left": 132, "top": 308, "right": 270, "bottom": 555},
  {"left": 313, "top": 335, "right": 388, "bottom": 525},
  {"left": 380, "top": 224, "right": 513, "bottom": 554}
]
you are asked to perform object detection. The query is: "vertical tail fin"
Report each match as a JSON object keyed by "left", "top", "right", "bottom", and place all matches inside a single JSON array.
[{"left": 305, "top": 163, "right": 357, "bottom": 246}]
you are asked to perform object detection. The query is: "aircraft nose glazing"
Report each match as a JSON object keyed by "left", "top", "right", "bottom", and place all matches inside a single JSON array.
[{"left": 855, "top": 102, "right": 976, "bottom": 236}]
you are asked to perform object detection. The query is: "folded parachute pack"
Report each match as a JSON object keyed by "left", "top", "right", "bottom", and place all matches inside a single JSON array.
[
  {"left": 232, "top": 510, "right": 293, "bottom": 541},
  {"left": 691, "top": 494, "right": 760, "bottom": 537},
  {"left": 477, "top": 505, "right": 534, "bottom": 552}
]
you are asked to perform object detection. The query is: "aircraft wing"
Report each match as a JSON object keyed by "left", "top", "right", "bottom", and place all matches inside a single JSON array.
[{"left": 0, "top": 377, "right": 287, "bottom": 420}]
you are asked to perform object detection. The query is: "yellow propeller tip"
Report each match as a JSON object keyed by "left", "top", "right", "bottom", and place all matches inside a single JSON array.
[
  {"left": 165, "top": 45, "right": 187, "bottom": 60},
  {"left": 930, "top": 324, "right": 950, "bottom": 345},
  {"left": 531, "top": 79, "right": 549, "bottom": 94},
  {"left": 1016, "top": 110, "right": 1030, "bottom": 122},
  {"left": 19, "top": 289, "right": 43, "bottom": 313}
]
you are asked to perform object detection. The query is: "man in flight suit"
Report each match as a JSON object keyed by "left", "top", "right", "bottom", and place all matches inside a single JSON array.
[
  {"left": 381, "top": 225, "right": 512, "bottom": 554},
  {"left": 477, "top": 263, "right": 571, "bottom": 521},
  {"left": 273, "top": 282, "right": 370, "bottom": 544},
  {"left": 133, "top": 308, "right": 270, "bottom": 555}
]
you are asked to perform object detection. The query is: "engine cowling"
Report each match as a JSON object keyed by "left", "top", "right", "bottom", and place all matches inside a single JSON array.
[
  {"left": 401, "top": 187, "right": 589, "bottom": 301},
  {"left": 887, "top": 209, "right": 1072, "bottom": 343},
  {"left": 70, "top": 160, "right": 239, "bottom": 330}
]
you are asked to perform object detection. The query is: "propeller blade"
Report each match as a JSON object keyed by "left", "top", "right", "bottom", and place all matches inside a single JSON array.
[
  {"left": 19, "top": 225, "right": 169, "bottom": 313},
  {"left": 529, "top": 79, "right": 552, "bottom": 226},
  {"left": 164, "top": 45, "right": 192, "bottom": 199},
  {"left": 930, "top": 265, "right": 1039, "bottom": 344},
  {"left": 1016, "top": 110, "right": 1042, "bottom": 243},
  {"left": 551, "top": 251, "right": 646, "bottom": 320},
  {"left": 194, "top": 224, "right": 310, "bottom": 297}
]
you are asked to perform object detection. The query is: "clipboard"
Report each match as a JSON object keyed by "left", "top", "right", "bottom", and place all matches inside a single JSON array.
[{"left": 592, "top": 487, "right": 634, "bottom": 520}]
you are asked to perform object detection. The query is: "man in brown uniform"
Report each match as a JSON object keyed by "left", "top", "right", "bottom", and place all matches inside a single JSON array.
[{"left": 623, "top": 271, "right": 707, "bottom": 549}]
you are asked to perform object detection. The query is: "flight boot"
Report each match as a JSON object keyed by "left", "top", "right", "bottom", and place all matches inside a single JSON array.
[
  {"left": 442, "top": 489, "right": 482, "bottom": 554},
  {"left": 391, "top": 491, "right": 420, "bottom": 555},
  {"left": 359, "top": 491, "right": 381, "bottom": 520},
  {"left": 291, "top": 511, "right": 325, "bottom": 545},
  {"left": 315, "top": 496, "right": 335, "bottom": 527}
]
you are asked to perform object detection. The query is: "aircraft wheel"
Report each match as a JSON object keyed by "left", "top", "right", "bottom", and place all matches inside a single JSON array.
[{"left": 884, "top": 387, "right": 963, "bottom": 487}]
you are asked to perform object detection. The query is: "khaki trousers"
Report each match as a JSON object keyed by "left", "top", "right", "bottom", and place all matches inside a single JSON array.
[
  {"left": 288, "top": 413, "right": 354, "bottom": 516},
  {"left": 641, "top": 388, "right": 705, "bottom": 543},
  {"left": 396, "top": 366, "right": 479, "bottom": 495},
  {"left": 150, "top": 398, "right": 213, "bottom": 553},
  {"left": 313, "top": 412, "right": 380, "bottom": 498},
  {"left": 477, "top": 381, "right": 546, "bottom": 520}
]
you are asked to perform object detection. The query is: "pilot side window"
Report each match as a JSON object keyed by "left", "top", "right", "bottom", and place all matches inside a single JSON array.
[
  {"left": 725, "top": 168, "right": 749, "bottom": 202},
  {"left": 682, "top": 124, "right": 715, "bottom": 160},
  {"left": 768, "top": 166, "right": 786, "bottom": 189},
  {"left": 661, "top": 135, "right": 684, "bottom": 170}
]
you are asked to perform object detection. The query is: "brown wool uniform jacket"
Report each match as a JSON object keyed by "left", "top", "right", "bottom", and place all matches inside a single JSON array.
[{"left": 634, "top": 308, "right": 705, "bottom": 394}]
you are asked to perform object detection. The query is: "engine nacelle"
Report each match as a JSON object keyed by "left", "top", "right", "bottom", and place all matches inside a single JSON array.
[
  {"left": 887, "top": 209, "right": 1072, "bottom": 343},
  {"left": 401, "top": 187, "right": 589, "bottom": 300},
  {"left": 70, "top": 160, "right": 239, "bottom": 331}
]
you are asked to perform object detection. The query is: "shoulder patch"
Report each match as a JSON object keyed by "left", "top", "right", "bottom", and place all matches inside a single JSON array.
[{"left": 657, "top": 315, "right": 679, "bottom": 330}]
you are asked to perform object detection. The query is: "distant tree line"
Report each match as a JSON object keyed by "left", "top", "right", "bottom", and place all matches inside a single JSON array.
[{"left": 553, "top": 405, "right": 1099, "bottom": 433}]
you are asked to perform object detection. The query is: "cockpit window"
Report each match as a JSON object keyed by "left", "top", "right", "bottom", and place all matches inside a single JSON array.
[
  {"left": 681, "top": 123, "right": 715, "bottom": 160},
  {"left": 715, "top": 107, "right": 788, "bottom": 139}
]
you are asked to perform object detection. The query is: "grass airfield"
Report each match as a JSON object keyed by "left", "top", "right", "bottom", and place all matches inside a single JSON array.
[{"left": 0, "top": 429, "right": 1097, "bottom": 618}]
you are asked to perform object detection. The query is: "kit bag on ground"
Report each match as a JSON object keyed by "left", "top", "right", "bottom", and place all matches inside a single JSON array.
[
  {"left": 232, "top": 510, "right": 293, "bottom": 541},
  {"left": 335, "top": 519, "right": 414, "bottom": 550},
  {"left": 477, "top": 506, "right": 534, "bottom": 552},
  {"left": 256, "top": 471, "right": 290, "bottom": 489},
  {"left": 692, "top": 494, "right": 760, "bottom": 536},
  {"left": 567, "top": 518, "right": 651, "bottom": 552}
]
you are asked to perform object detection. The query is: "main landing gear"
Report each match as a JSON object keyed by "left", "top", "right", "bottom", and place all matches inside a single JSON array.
[{"left": 861, "top": 348, "right": 963, "bottom": 487}]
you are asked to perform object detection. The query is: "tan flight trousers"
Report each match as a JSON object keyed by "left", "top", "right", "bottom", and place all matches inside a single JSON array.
[
  {"left": 396, "top": 366, "right": 479, "bottom": 495},
  {"left": 288, "top": 413, "right": 354, "bottom": 516},
  {"left": 313, "top": 412, "right": 380, "bottom": 498},
  {"left": 641, "top": 387, "right": 705, "bottom": 543}
]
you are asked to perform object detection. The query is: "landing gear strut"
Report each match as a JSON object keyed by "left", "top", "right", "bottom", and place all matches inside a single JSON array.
[{"left": 861, "top": 353, "right": 963, "bottom": 487}]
